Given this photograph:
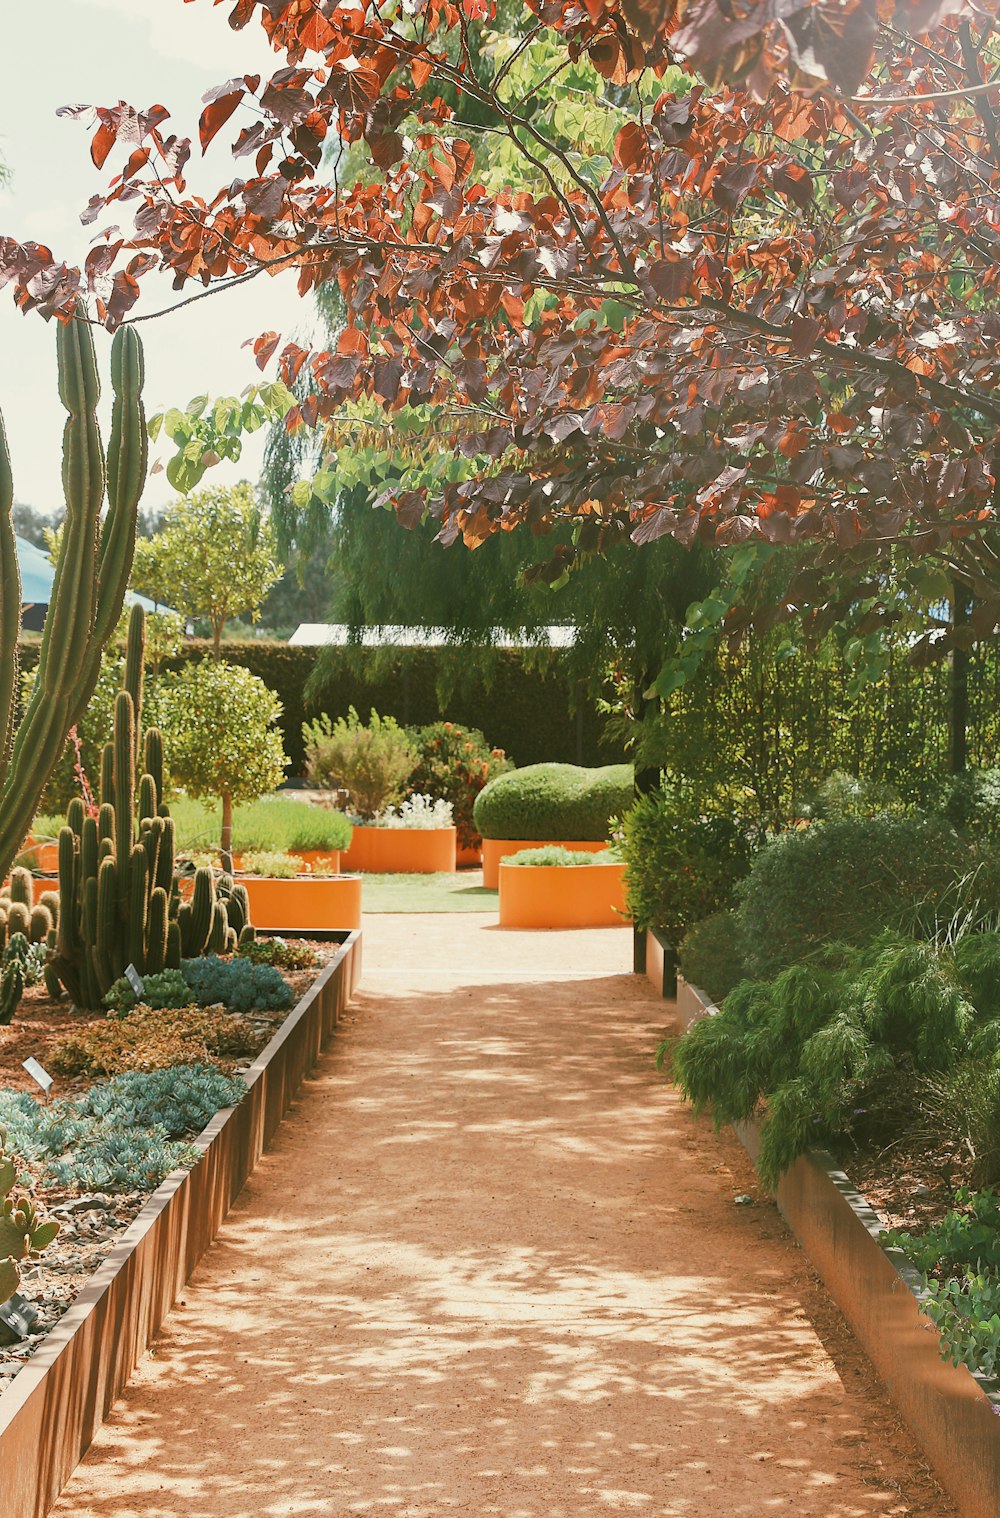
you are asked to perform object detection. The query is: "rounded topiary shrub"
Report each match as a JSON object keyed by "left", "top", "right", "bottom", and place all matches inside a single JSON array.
[
  {"left": 736, "top": 813, "right": 989, "bottom": 980},
  {"left": 473, "top": 763, "right": 633, "bottom": 841}
]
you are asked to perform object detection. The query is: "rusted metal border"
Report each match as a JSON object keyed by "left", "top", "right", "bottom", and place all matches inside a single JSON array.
[
  {"left": 0, "top": 929, "right": 362, "bottom": 1518},
  {"left": 647, "top": 931, "right": 1000, "bottom": 1518}
]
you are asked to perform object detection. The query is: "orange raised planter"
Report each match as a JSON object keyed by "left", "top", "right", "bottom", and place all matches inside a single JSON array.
[
  {"left": 482, "top": 838, "right": 606, "bottom": 890},
  {"left": 341, "top": 826, "right": 456, "bottom": 874},
  {"left": 498, "top": 859, "right": 629, "bottom": 929},
  {"left": 237, "top": 874, "right": 362, "bottom": 931}
]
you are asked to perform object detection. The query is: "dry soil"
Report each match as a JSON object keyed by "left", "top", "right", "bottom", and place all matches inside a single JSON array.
[{"left": 51, "top": 915, "right": 955, "bottom": 1517}]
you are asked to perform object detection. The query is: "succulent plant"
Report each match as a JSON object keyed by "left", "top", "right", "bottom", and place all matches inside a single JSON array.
[{"left": 0, "top": 1128, "right": 59, "bottom": 1306}]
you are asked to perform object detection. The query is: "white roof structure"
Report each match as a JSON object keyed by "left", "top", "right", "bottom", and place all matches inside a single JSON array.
[{"left": 289, "top": 623, "right": 577, "bottom": 649}]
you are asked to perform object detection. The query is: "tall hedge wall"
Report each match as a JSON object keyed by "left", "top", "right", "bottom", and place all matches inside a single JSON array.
[{"left": 160, "top": 642, "right": 620, "bottom": 772}]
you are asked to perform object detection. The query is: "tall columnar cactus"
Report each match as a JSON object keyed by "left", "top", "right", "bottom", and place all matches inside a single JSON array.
[
  {"left": 52, "top": 606, "right": 178, "bottom": 1010},
  {"left": 0, "top": 306, "right": 146, "bottom": 880}
]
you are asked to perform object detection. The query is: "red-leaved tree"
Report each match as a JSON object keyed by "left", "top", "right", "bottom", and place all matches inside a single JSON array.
[{"left": 5, "top": 0, "right": 1000, "bottom": 641}]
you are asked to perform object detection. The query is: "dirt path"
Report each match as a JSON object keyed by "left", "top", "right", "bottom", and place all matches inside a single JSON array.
[{"left": 52, "top": 917, "right": 953, "bottom": 1518}]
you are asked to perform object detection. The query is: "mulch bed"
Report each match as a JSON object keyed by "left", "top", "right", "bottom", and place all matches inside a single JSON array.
[{"left": 0, "top": 944, "right": 339, "bottom": 1392}]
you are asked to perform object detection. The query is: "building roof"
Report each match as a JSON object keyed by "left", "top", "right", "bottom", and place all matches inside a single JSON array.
[
  {"left": 288, "top": 623, "right": 578, "bottom": 649},
  {"left": 17, "top": 535, "right": 171, "bottom": 615}
]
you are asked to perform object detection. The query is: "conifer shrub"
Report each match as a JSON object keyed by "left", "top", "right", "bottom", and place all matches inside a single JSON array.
[
  {"left": 473, "top": 763, "right": 633, "bottom": 841},
  {"left": 734, "top": 813, "right": 984, "bottom": 980},
  {"left": 671, "top": 932, "right": 1000, "bottom": 1188}
]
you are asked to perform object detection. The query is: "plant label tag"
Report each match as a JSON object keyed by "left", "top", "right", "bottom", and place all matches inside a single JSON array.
[
  {"left": 21, "top": 1058, "right": 52, "bottom": 1095},
  {"left": 124, "top": 964, "right": 144, "bottom": 996},
  {"left": 0, "top": 1292, "right": 38, "bottom": 1339}
]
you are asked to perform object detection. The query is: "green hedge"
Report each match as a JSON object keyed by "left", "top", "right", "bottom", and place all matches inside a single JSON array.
[
  {"left": 159, "top": 643, "right": 621, "bottom": 773},
  {"left": 473, "top": 763, "right": 634, "bottom": 840}
]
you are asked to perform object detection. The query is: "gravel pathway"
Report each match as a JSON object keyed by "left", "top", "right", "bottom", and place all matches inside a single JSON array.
[{"left": 52, "top": 916, "right": 953, "bottom": 1517}]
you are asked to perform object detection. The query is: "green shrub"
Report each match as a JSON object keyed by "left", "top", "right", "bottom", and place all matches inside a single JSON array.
[
  {"left": 504, "top": 845, "right": 611, "bottom": 866},
  {"left": 473, "top": 762, "right": 632, "bottom": 841},
  {"left": 735, "top": 814, "right": 986, "bottom": 980},
  {"left": 240, "top": 850, "right": 300, "bottom": 878},
  {"left": 882, "top": 1191, "right": 1000, "bottom": 1380},
  {"left": 678, "top": 912, "right": 748, "bottom": 1003},
  {"left": 103, "top": 969, "right": 191, "bottom": 1018},
  {"left": 303, "top": 707, "right": 417, "bottom": 820},
  {"left": 238, "top": 937, "right": 319, "bottom": 971},
  {"left": 672, "top": 934, "right": 982, "bottom": 1187},
  {"left": 618, "top": 788, "right": 752, "bottom": 942},
  {"left": 933, "top": 769, "right": 1000, "bottom": 843},
  {"left": 798, "top": 770, "right": 906, "bottom": 821},
  {"left": 169, "top": 796, "right": 351, "bottom": 854},
  {"left": 180, "top": 954, "right": 294, "bottom": 1013},
  {"left": 408, "top": 723, "right": 512, "bottom": 851}
]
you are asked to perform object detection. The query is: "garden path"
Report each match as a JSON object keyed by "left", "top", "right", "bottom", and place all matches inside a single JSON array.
[{"left": 52, "top": 916, "right": 952, "bottom": 1518}]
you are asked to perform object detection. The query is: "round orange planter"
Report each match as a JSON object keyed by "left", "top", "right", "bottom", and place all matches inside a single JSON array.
[
  {"left": 237, "top": 874, "right": 362, "bottom": 931},
  {"left": 19, "top": 842, "right": 59, "bottom": 873},
  {"left": 290, "top": 849, "right": 342, "bottom": 875},
  {"left": 341, "top": 826, "right": 456, "bottom": 874},
  {"left": 498, "top": 860, "right": 628, "bottom": 929},
  {"left": 27, "top": 874, "right": 59, "bottom": 905},
  {"left": 481, "top": 838, "right": 606, "bottom": 890},
  {"left": 456, "top": 845, "right": 483, "bottom": 869}
]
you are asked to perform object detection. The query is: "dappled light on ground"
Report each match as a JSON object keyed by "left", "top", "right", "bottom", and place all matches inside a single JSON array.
[{"left": 52, "top": 916, "right": 950, "bottom": 1518}]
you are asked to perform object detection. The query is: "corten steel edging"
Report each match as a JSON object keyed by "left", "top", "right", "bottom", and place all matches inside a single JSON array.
[
  {"left": 647, "top": 938, "right": 1000, "bottom": 1518},
  {"left": 0, "top": 928, "right": 362, "bottom": 1518}
]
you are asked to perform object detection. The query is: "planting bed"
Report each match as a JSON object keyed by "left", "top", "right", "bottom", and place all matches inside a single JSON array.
[
  {"left": 0, "top": 931, "right": 360, "bottom": 1518},
  {"left": 650, "top": 939, "right": 1000, "bottom": 1518}
]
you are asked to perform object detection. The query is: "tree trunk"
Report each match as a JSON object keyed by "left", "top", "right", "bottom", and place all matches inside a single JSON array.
[
  {"left": 212, "top": 619, "right": 223, "bottom": 660},
  {"left": 220, "top": 790, "right": 234, "bottom": 875}
]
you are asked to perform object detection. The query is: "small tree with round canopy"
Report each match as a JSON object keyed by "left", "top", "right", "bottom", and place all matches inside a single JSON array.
[{"left": 152, "top": 660, "right": 286, "bottom": 873}]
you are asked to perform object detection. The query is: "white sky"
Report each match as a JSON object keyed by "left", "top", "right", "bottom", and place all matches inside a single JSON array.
[{"left": 0, "top": 0, "right": 313, "bottom": 516}]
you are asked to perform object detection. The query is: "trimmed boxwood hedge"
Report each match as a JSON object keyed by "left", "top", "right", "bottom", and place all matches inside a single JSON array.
[
  {"left": 473, "top": 763, "right": 634, "bottom": 841},
  {"left": 162, "top": 643, "right": 622, "bottom": 773}
]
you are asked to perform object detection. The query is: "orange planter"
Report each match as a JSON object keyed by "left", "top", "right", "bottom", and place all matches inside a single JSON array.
[
  {"left": 237, "top": 874, "right": 362, "bottom": 931},
  {"left": 481, "top": 838, "right": 606, "bottom": 890},
  {"left": 498, "top": 860, "right": 628, "bottom": 929},
  {"left": 26, "top": 874, "right": 59, "bottom": 905},
  {"left": 456, "top": 845, "right": 483, "bottom": 870},
  {"left": 20, "top": 842, "right": 59, "bottom": 873},
  {"left": 341, "top": 826, "right": 456, "bottom": 874},
  {"left": 290, "top": 849, "right": 341, "bottom": 875}
]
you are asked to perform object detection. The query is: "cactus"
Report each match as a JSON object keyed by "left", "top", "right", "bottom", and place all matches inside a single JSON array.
[
  {"left": 0, "top": 956, "right": 23, "bottom": 1027},
  {"left": 238, "top": 924, "right": 257, "bottom": 948},
  {"left": 0, "top": 311, "right": 147, "bottom": 880},
  {"left": 29, "top": 904, "right": 52, "bottom": 944},
  {"left": 51, "top": 607, "right": 174, "bottom": 1009},
  {"left": 178, "top": 867, "right": 216, "bottom": 958},
  {"left": 6, "top": 903, "right": 29, "bottom": 939},
  {"left": 38, "top": 891, "right": 59, "bottom": 928},
  {"left": 0, "top": 1129, "right": 59, "bottom": 1307},
  {"left": 8, "top": 868, "right": 31, "bottom": 909},
  {"left": 165, "top": 918, "right": 182, "bottom": 971}
]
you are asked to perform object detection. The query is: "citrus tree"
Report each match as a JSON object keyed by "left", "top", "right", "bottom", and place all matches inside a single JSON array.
[
  {"left": 151, "top": 660, "right": 287, "bottom": 872},
  {"left": 131, "top": 483, "right": 282, "bottom": 656}
]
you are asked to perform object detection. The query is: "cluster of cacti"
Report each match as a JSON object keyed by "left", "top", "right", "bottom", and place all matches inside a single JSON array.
[
  {"left": 0, "top": 306, "right": 147, "bottom": 884},
  {"left": 51, "top": 606, "right": 176, "bottom": 1010},
  {"left": 0, "top": 870, "right": 58, "bottom": 1024},
  {"left": 50, "top": 606, "right": 252, "bottom": 1010},
  {"left": 0, "top": 1128, "right": 59, "bottom": 1306}
]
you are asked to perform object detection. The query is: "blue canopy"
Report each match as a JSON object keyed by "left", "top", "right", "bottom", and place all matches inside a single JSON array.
[{"left": 17, "top": 535, "right": 169, "bottom": 614}]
